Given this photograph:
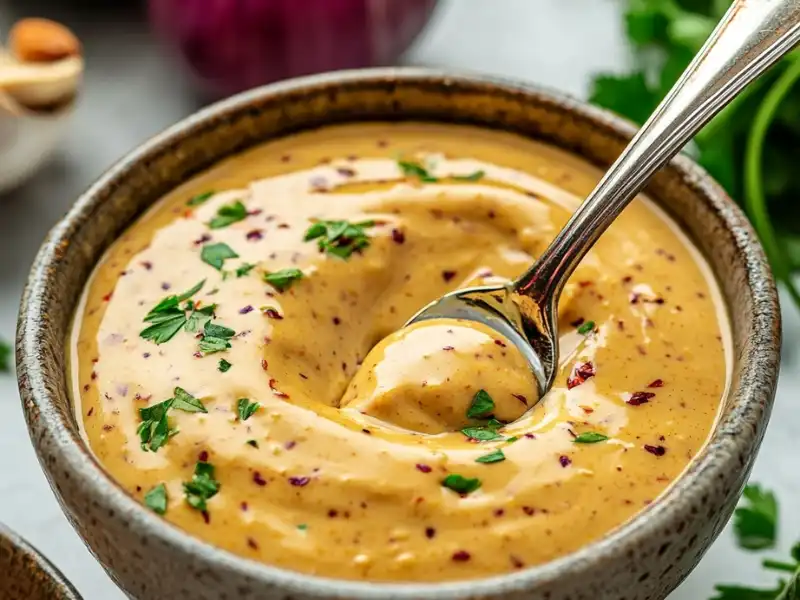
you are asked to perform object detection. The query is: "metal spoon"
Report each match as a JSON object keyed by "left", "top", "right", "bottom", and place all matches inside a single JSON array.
[{"left": 407, "top": 0, "right": 800, "bottom": 401}]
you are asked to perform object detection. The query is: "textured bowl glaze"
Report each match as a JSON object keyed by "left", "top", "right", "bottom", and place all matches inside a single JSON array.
[
  {"left": 0, "top": 522, "right": 82, "bottom": 599},
  {"left": 17, "top": 69, "right": 781, "bottom": 600}
]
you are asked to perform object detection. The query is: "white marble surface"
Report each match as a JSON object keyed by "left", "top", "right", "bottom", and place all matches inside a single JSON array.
[{"left": 0, "top": 1, "right": 795, "bottom": 598}]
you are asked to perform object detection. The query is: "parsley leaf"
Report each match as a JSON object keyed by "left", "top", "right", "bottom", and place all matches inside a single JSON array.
[
  {"left": 476, "top": 449, "right": 505, "bottom": 464},
  {"left": 144, "top": 483, "right": 168, "bottom": 515},
  {"left": 711, "top": 581, "right": 788, "bottom": 600},
  {"left": 734, "top": 484, "right": 778, "bottom": 551},
  {"left": 201, "top": 242, "right": 239, "bottom": 270},
  {"left": 573, "top": 432, "right": 609, "bottom": 444},
  {"left": 453, "top": 170, "right": 485, "bottom": 182},
  {"left": 397, "top": 159, "right": 438, "bottom": 182},
  {"left": 137, "top": 399, "right": 176, "bottom": 452},
  {"left": 0, "top": 340, "right": 11, "bottom": 373},
  {"left": 208, "top": 200, "right": 247, "bottom": 229},
  {"left": 187, "top": 191, "right": 214, "bottom": 207},
  {"left": 183, "top": 461, "right": 220, "bottom": 512},
  {"left": 577, "top": 320, "right": 596, "bottom": 334},
  {"left": 235, "top": 263, "right": 256, "bottom": 278},
  {"left": 466, "top": 389, "right": 495, "bottom": 419},
  {"left": 198, "top": 321, "right": 235, "bottom": 355},
  {"left": 218, "top": 358, "right": 232, "bottom": 372},
  {"left": 246, "top": 439, "right": 259, "bottom": 448},
  {"left": 441, "top": 473, "right": 481, "bottom": 494},
  {"left": 263, "top": 268, "right": 304, "bottom": 291},
  {"left": 461, "top": 426, "right": 504, "bottom": 442},
  {"left": 303, "top": 219, "right": 375, "bottom": 259},
  {"left": 140, "top": 280, "right": 205, "bottom": 344},
  {"left": 184, "top": 304, "right": 215, "bottom": 333},
  {"left": 237, "top": 398, "right": 260, "bottom": 421},
  {"left": 171, "top": 387, "right": 207, "bottom": 413}
]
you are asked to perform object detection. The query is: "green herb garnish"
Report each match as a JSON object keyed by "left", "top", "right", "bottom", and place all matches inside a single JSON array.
[
  {"left": 237, "top": 398, "right": 260, "bottom": 421},
  {"left": 187, "top": 191, "right": 214, "bottom": 207},
  {"left": 0, "top": 340, "right": 11, "bottom": 373},
  {"left": 303, "top": 219, "right": 375, "bottom": 259},
  {"left": 246, "top": 439, "right": 259, "bottom": 448},
  {"left": 208, "top": 200, "right": 247, "bottom": 229},
  {"left": 218, "top": 359, "right": 232, "bottom": 373},
  {"left": 476, "top": 449, "right": 505, "bottom": 464},
  {"left": 139, "top": 280, "right": 205, "bottom": 344},
  {"left": 198, "top": 321, "right": 235, "bottom": 355},
  {"left": 453, "top": 170, "right": 485, "bottom": 182},
  {"left": 171, "top": 387, "right": 207, "bottom": 413},
  {"left": 734, "top": 484, "right": 778, "bottom": 551},
  {"left": 297, "top": 523, "right": 308, "bottom": 531},
  {"left": 573, "top": 432, "right": 609, "bottom": 444},
  {"left": 144, "top": 483, "right": 168, "bottom": 515},
  {"left": 461, "top": 426, "right": 504, "bottom": 442},
  {"left": 185, "top": 304, "right": 215, "bottom": 333},
  {"left": 577, "top": 320, "right": 596, "bottom": 335},
  {"left": 183, "top": 461, "right": 220, "bottom": 512},
  {"left": 263, "top": 268, "right": 304, "bottom": 291},
  {"left": 441, "top": 473, "right": 481, "bottom": 495},
  {"left": 137, "top": 399, "right": 177, "bottom": 452},
  {"left": 397, "top": 159, "right": 438, "bottom": 182},
  {"left": 201, "top": 242, "right": 239, "bottom": 270},
  {"left": 466, "top": 389, "right": 495, "bottom": 419},
  {"left": 235, "top": 263, "right": 256, "bottom": 278}
]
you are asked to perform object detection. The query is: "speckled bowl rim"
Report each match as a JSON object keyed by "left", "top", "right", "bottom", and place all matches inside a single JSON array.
[
  {"left": 18, "top": 68, "right": 780, "bottom": 598},
  {"left": 0, "top": 522, "right": 83, "bottom": 599}
]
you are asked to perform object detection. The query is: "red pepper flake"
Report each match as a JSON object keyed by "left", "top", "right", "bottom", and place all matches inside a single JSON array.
[
  {"left": 494, "top": 339, "right": 507, "bottom": 348},
  {"left": 442, "top": 270, "right": 457, "bottom": 282},
  {"left": 442, "top": 345, "right": 455, "bottom": 351},
  {"left": 261, "top": 359, "right": 268, "bottom": 371},
  {"left": 512, "top": 393, "right": 528, "bottom": 406},
  {"left": 627, "top": 391, "right": 655, "bottom": 406},
  {"left": 644, "top": 444, "right": 667, "bottom": 456},
  {"left": 289, "top": 476, "right": 310, "bottom": 487},
  {"left": 522, "top": 506, "right": 536, "bottom": 516},
  {"left": 252, "top": 472, "right": 267, "bottom": 486},
  {"left": 143, "top": 352, "right": 151, "bottom": 358},
  {"left": 102, "top": 292, "right": 113, "bottom": 302},
  {"left": 285, "top": 440, "right": 296, "bottom": 450},
  {"left": 647, "top": 379, "right": 664, "bottom": 388},
  {"left": 327, "top": 509, "right": 338, "bottom": 518},
  {"left": 391, "top": 228, "right": 406, "bottom": 244},
  {"left": 452, "top": 550, "right": 471, "bottom": 562},
  {"left": 269, "top": 378, "right": 289, "bottom": 398},
  {"left": 239, "top": 305, "right": 254, "bottom": 314},
  {"left": 578, "top": 280, "right": 593, "bottom": 288},
  {"left": 332, "top": 316, "right": 341, "bottom": 326},
  {"left": 161, "top": 282, "right": 171, "bottom": 291},
  {"left": 90, "top": 371, "right": 98, "bottom": 380},
  {"left": 193, "top": 233, "right": 212, "bottom": 246},
  {"left": 336, "top": 167, "right": 356, "bottom": 177},
  {"left": 83, "top": 384, "right": 90, "bottom": 392},
  {"left": 377, "top": 139, "right": 388, "bottom": 148},
  {"left": 248, "top": 208, "right": 263, "bottom": 217},
  {"left": 567, "top": 361, "right": 596, "bottom": 389},
  {"left": 425, "top": 527, "right": 436, "bottom": 539},
  {"left": 361, "top": 428, "right": 372, "bottom": 435},
  {"left": 247, "top": 537, "right": 259, "bottom": 550},
  {"left": 86, "top": 407, "right": 94, "bottom": 416},
  {"left": 280, "top": 154, "right": 291, "bottom": 163},
  {"left": 569, "top": 317, "right": 585, "bottom": 327},
  {"left": 193, "top": 351, "right": 202, "bottom": 359},
  {"left": 246, "top": 229, "right": 263, "bottom": 241},
  {"left": 415, "top": 463, "right": 432, "bottom": 473},
  {"left": 493, "top": 508, "right": 505, "bottom": 517},
  {"left": 524, "top": 433, "right": 536, "bottom": 439},
  {"left": 262, "top": 307, "right": 283, "bottom": 320},
  {"left": 511, "top": 555, "right": 525, "bottom": 569},
  {"left": 559, "top": 455, "right": 572, "bottom": 467},
  {"left": 621, "top": 275, "right": 633, "bottom": 283},
  {"left": 201, "top": 511, "right": 210, "bottom": 524},
  {"left": 198, "top": 451, "right": 209, "bottom": 462},
  {"left": 629, "top": 292, "right": 641, "bottom": 304},
  {"left": 240, "top": 502, "right": 249, "bottom": 512},
  {"left": 277, "top": 223, "right": 290, "bottom": 229},
  {"left": 140, "top": 261, "right": 153, "bottom": 270}
]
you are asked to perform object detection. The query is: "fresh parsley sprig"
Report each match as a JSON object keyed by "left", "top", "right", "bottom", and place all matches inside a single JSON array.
[
  {"left": 183, "top": 461, "right": 220, "bottom": 512},
  {"left": 139, "top": 280, "right": 206, "bottom": 344},
  {"left": 304, "top": 219, "right": 375, "bottom": 259},
  {"left": 137, "top": 387, "right": 206, "bottom": 452}
]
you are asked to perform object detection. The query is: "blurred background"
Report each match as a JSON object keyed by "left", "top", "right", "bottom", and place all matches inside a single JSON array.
[{"left": 0, "top": 1, "right": 798, "bottom": 598}]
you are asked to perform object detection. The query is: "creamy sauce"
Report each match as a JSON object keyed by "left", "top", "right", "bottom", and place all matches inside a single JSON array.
[{"left": 70, "top": 123, "right": 728, "bottom": 582}]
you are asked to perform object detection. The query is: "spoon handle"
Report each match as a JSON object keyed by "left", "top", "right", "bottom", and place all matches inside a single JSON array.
[{"left": 514, "top": 0, "right": 800, "bottom": 300}]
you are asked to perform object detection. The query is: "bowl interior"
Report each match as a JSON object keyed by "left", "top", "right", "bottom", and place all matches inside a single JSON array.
[{"left": 17, "top": 69, "right": 780, "bottom": 598}]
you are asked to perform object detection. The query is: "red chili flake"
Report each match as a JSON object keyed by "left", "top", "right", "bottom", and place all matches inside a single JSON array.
[
  {"left": 522, "top": 506, "right": 536, "bottom": 516},
  {"left": 239, "top": 305, "right": 254, "bottom": 315},
  {"left": 260, "top": 359, "right": 268, "bottom": 371},
  {"left": 391, "top": 228, "right": 406, "bottom": 244},
  {"left": 559, "top": 455, "right": 572, "bottom": 467},
  {"left": 361, "top": 428, "right": 372, "bottom": 435},
  {"left": 493, "top": 508, "right": 505, "bottom": 517},
  {"left": 644, "top": 444, "right": 667, "bottom": 457},
  {"left": 511, "top": 555, "right": 525, "bottom": 569},
  {"left": 627, "top": 391, "right": 655, "bottom": 406},
  {"left": 143, "top": 352, "right": 151, "bottom": 358},
  {"left": 161, "top": 282, "right": 171, "bottom": 291},
  {"left": 622, "top": 275, "right": 633, "bottom": 283},
  {"left": 442, "top": 345, "right": 455, "bottom": 351},
  {"left": 252, "top": 472, "right": 267, "bottom": 486},
  {"left": 452, "top": 551, "right": 471, "bottom": 562},
  {"left": 90, "top": 371, "right": 98, "bottom": 380},
  {"left": 629, "top": 292, "right": 641, "bottom": 304},
  {"left": 512, "top": 393, "right": 528, "bottom": 406},
  {"left": 201, "top": 511, "right": 210, "bottom": 524},
  {"left": 247, "top": 537, "right": 259, "bottom": 550},
  {"left": 240, "top": 502, "right": 249, "bottom": 512},
  {"left": 198, "top": 450, "right": 209, "bottom": 462},
  {"left": 269, "top": 378, "right": 289, "bottom": 398},
  {"left": 102, "top": 292, "right": 113, "bottom": 302},
  {"left": 578, "top": 280, "right": 593, "bottom": 288},
  {"left": 83, "top": 384, "right": 90, "bottom": 392},
  {"left": 248, "top": 208, "right": 263, "bottom": 217},
  {"left": 277, "top": 223, "right": 290, "bottom": 229},
  {"left": 569, "top": 317, "right": 585, "bottom": 327},
  {"left": 262, "top": 307, "right": 283, "bottom": 320},
  {"left": 336, "top": 167, "right": 356, "bottom": 177},
  {"left": 377, "top": 139, "right": 388, "bottom": 148},
  {"left": 567, "top": 361, "right": 596, "bottom": 389},
  {"left": 193, "top": 351, "right": 202, "bottom": 359},
  {"left": 86, "top": 407, "right": 94, "bottom": 416},
  {"left": 246, "top": 229, "right": 263, "bottom": 241},
  {"left": 415, "top": 463, "right": 432, "bottom": 473},
  {"left": 140, "top": 261, "right": 153, "bottom": 270},
  {"left": 299, "top": 373, "right": 308, "bottom": 379},
  {"left": 289, "top": 476, "right": 310, "bottom": 487},
  {"left": 285, "top": 441, "right": 296, "bottom": 450},
  {"left": 280, "top": 154, "right": 291, "bottom": 163},
  {"left": 647, "top": 379, "right": 664, "bottom": 388},
  {"left": 524, "top": 433, "right": 536, "bottom": 439},
  {"left": 442, "top": 270, "right": 457, "bottom": 282},
  {"left": 193, "top": 233, "right": 212, "bottom": 246},
  {"left": 494, "top": 339, "right": 507, "bottom": 348},
  {"left": 425, "top": 527, "right": 436, "bottom": 539},
  {"left": 328, "top": 509, "right": 338, "bottom": 518}
]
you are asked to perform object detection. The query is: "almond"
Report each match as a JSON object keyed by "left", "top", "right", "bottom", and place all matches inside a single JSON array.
[{"left": 8, "top": 18, "right": 81, "bottom": 64}]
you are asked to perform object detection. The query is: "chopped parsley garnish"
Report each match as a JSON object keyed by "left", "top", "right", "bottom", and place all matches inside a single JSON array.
[
  {"left": 573, "top": 432, "right": 609, "bottom": 444},
  {"left": 201, "top": 242, "right": 239, "bottom": 270},
  {"left": 237, "top": 398, "right": 260, "bottom": 421},
  {"left": 304, "top": 219, "right": 375, "bottom": 259},
  {"left": 734, "top": 484, "right": 778, "bottom": 550},
  {"left": 453, "top": 170, "right": 485, "bottom": 182},
  {"left": 183, "top": 461, "right": 220, "bottom": 512},
  {"left": 208, "top": 200, "right": 247, "bottom": 229},
  {"left": 397, "top": 159, "right": 438, "bottom": 182},
  {"left": 476, "top": 449, "right": 505, "bottom": 464},
  {"left": 466, "top": 389, "right": 495, "bottom": 419},
  {"left": 0, "top": 339, "right": 11, "bottom": 373},
  {"left": 198, "top": 321, "right": 235, "bottom": 355},
  {"left": 246, "top": 439, "right": 259, "bottom": 448},
  {"left": 218, "top": 359, "right": 232, "bottom": 372},
  {"left": 441, "top": 474, "right": 481, "bottom": 494},
  {"left": 171, "top": 387, "right": 207, "bottom": 413},
  {"left": 139, "top": 280, "right": 205, "bottom": 344},
  {"left": 144, "top": 483, "right": 168, "bottom": 515},
  {"left": 263, "top": 268, "right": 304, "bottom": 291},
  {"left": 461, "top": 427, "right": 504, "bottom": 442},
  {"left": 137, "top": 387, "right": 207, "bottom": 451},
  {"left": 187, "top": 191, "right": 214, "bottom": 206},
  {"left": 577, "top": 320, "right": 596, "bottom": 335},
  {"left": 297, "top": 523, "right": 308, "bottom": 531},
  {"left": 506, "top": 436, "right": 519, "bottom": 443},
  {"left": 235, "top": 263, "right": 256, "bottom": 278},
  {"left": 184, "top": 304, "right": 215, "bottom": 333}
]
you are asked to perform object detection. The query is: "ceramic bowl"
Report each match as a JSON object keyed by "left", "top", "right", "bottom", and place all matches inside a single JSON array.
[
  {"left": 17, "top": 68, "right": 780, "bottom": 600},
  {"left": 0, "top": 522, "right": 82, "bottom": 599}
]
